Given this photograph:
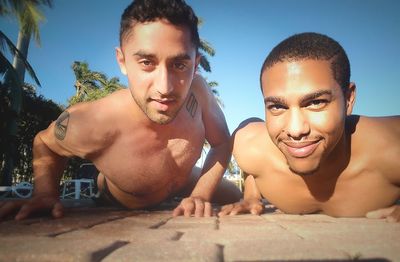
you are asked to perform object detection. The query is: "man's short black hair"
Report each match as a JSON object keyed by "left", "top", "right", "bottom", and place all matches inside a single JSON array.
[
  {"left": 120, "top": 0, "right": 200, "bottom": 50},
  {"left": 260, "top": 32, "right": 350, "bottom": 92}
]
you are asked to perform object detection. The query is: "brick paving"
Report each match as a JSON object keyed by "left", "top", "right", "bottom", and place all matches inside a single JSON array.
[{"left": 0, "top": 200, "right": 399, "bottom": 262}]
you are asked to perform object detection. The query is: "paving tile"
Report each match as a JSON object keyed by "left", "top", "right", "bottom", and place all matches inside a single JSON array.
[
  {"left": 0, "top": 237, "right": 117, "bottom": 262},
  {"left": 57, "top": 226, "right": 179, "bottom": 243},
  {"left": 277, "top": 218, "right": 400, "bottom": 241},
  {"left": 262, "top": 213, "right": 338, "bottom": 223},
  {"left": 103, "top": 241, "right": 222, "bottom": 262},
  {"left": 0, "top": 208, "right": 135, "bottom": 237},
  {"left": 159, "top": 216, "right": 218, "bottom": 231},
  {"left": 224, "top": 239, "right": 348, "bottom": 261},
  {"left": 1, "top": 206, "right": 399, "bottom": 261},
  {"left": 180, "top": 222, "right": 301, "bottom": 246},
  {"left": 219, "top": 214, "right": 267, "bottom": 225}
]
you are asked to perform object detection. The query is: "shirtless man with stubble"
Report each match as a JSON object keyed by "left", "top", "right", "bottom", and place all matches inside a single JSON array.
[
  {"left": 0, "top": 0, "right": 241, "bottom": 220},
  {"left": 219, "top": 32, "right": 400, "bottom": 222}
]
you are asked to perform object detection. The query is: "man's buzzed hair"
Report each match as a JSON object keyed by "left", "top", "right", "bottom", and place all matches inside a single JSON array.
[
  {"left": 120, "top": 0, "right": 200, "bottom": 50},
  {"left": 260, "top": 32, "right": 350, "bottom": 92}
]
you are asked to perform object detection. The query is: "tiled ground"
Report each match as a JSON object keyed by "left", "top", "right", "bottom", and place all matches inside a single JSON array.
[{"left": 0, "top": 200, "right": 399, "bottom": 262}]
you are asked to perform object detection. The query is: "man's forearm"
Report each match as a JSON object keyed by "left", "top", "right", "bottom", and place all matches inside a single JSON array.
[
  {"left": 190, "top": 143, "right": 230, "bottom": 201},
  {"left": 32, "top": 134, "right": 67, "bottom": 197},
  {"left": 243, "top": 175, "right": 261, "bottom": 200}
]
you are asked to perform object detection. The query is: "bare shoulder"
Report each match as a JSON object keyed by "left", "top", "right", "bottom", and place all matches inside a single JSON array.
[
  {"left": 43, "top": 90, "right": 127, "bottom": 158},
  {"left": 350, "top": 115, "right": 400, "bottom": 142},
  {"left": 190, "top": 74, "right": 229, "bottom": 145},
  {"left": 232, "top": 118, "right": 273, "bottom": 176},
  {"left": 350, "top": 115, "right": 400, "bottom": 183},
  {"left": 190, "top": 74, "right": 214, "bottom": 104}
]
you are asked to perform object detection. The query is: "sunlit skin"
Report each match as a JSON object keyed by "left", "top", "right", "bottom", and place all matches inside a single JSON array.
[
  {"left": 117, "top": 20, "right": 198, "bottom": 125},
  {"left": 0, "top": 19, "right": 242, "bottom": 220},
  {"left": 264, "top": 60, "right": 349, "bottom": 176},
  {"left": 219, "top": 60, "right": 400, "bottom": 222}
]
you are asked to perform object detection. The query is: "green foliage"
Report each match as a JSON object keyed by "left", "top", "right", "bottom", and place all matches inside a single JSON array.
[
  {"left": 68, "top": 61, "right": 125, "bottom": 106},
  {"left": 1, "top": 84, "right": 63, "bottom": 183},
  {"left": 0, "top": 0, "right": 53, "bottom": 44}
]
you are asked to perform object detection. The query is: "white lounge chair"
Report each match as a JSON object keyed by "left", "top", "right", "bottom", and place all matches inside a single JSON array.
[{"left": 0, "top": 182, "right": 33, "bottom": 199}]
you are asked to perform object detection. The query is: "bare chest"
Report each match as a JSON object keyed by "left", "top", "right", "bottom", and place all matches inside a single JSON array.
[
  {"left": 258, "top": 169, "right": 399, "bottom": 217},
  {"left": 93, "top": 119, "right": 205, "bottom": 195}
]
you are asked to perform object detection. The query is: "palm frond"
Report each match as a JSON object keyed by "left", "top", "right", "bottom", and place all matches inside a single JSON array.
[
  {"left": 0, "top": 30, "right": 40, "bottom": 86},
  {"left": 199, "top": 39, "right": 215, "bottom": 57},
  {"left": 199, "top": 53, "right": 211, "bottom": 73},
  {"left": 0, "top": 52, "right": 18, "bottom": 82}
]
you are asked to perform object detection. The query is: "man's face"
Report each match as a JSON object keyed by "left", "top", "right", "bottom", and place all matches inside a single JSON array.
[
  {"left": 261, "top": 59, "right": 354, "bottom": 175},
  {"left": 116, "top": 19, "right": 199, "bottom": 124}
]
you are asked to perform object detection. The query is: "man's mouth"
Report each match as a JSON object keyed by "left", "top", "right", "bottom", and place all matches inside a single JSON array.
[
  {"left": 151, "top": 97, "right": 176, "bottom": 111},
  {"left": 281, "top": 140, "right": 321, "bottom": 158}
]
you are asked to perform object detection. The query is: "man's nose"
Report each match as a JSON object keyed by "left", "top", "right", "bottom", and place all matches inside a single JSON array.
[
  {"left": 285, "top": 108, "right": 310, "bottom": 139},
  {"left": 155, "top": 66, "right": 173, "bottom": 96}
]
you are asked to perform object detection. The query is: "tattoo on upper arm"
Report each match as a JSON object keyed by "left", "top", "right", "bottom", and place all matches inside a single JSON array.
[
  {"left": 54, "top": 111, "right": 70, "bottom": 140},
  {"left": 186, "top": 93, "right": 198, "bottom": 118}
]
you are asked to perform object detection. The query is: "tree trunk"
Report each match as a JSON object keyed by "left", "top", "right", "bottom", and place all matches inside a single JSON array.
[
  {"left": 13, "top": 31, "right": 30, "bottom": 82},
  {"left": 1, "top": 31, "right": 30, "bottom": 186}
]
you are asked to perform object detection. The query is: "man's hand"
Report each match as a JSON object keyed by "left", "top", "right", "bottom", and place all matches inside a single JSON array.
[
  {"left": 172, "top": 196, "right": 213, "bottom": 217},
  {"left": 366, "top": 205, "right": 400, "bottom": 223},
  {"left": 0, "top": 195, "right": 63, "bottom": 221},
  {"left": 218, "top": 198, "right": 264, "bottom": 216}
]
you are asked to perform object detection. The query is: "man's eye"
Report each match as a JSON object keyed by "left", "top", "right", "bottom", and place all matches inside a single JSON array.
[
  {"left": 141, "top": 60, "right": 152, "bottom": 66},
  {"left": 267, "top": 104, "right": 286, "bottom": 114},
  {"left": 173, "top": 62, "right": 187, "bottom": 71},
  {"left": 307, "top": 99, "right": 328, "bottom": 109}
]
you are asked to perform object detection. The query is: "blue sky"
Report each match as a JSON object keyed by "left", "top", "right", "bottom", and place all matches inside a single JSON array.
[{"left": 2, "top": 0, "right": 400, "bottom": 133}]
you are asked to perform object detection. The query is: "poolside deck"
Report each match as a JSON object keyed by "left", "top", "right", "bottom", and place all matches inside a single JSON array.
[{"left": 0, "top": 200, "right": 399, "bottom": 261}]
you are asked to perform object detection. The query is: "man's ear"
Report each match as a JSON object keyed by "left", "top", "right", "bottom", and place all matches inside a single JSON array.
[
  {"left": 116, "top": 47, "right": 127, "bottom": 75},
  {"left": 194, "top": 54, "right": 201, "bottom": 75},
  {"left": 345, "top": 82, "right": 356, "bottom": 115}
]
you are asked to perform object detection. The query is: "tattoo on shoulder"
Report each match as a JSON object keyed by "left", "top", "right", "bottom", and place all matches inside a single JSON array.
[
  {"left": 186, "top": 93, "right": 198, "bottom": 118},
  {"left": 54, "top": 111, "right": 70, "bottom": 140}
]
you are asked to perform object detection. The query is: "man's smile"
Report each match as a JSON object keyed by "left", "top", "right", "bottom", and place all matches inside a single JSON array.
[{"left": 281, "top": 140, "right": 321, "bottom": 158}]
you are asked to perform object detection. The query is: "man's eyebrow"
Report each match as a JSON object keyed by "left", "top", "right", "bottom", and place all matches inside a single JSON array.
[
  {"left": 133, "top": 50, "right": 156, "bottom": 59},
  {"left": 264, "top": 96, "right": 287, "bottom": 105},
  {"left": 264, "top": 90, "right": 333, "bottom": 105},
  {"left": 301, "top": 90, "right": 333, "bottom": 101},
  {"left": 132, "top": 51, "right": 191, "bottom": 61},
  {"left": 172, "top": 53, "right": 192, "bottom": 60}
]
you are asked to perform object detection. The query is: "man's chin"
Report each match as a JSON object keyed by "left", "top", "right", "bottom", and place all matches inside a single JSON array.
[
  {"left": 289, "top": 167, "right": 318, "bottom": 176},
  {"left": 287, "top": 161, "right": 320, "bottom": 176},
  {"left": 148, "top": 112, "right": 177, "bottom": 125}
]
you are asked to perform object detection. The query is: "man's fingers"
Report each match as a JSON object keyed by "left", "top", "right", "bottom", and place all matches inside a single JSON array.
[
  {"left": 194, "top": 198, "right": 204, "bottom": 217},
  {"left": 204, "top": 202, "right": 212, "bottom": 217},
  {"left": 0, "top": 201, "right": 20, "bottom": 220},
  {"left": 183, "top": 201, "right": 195, "bottom": 217},
  {"left": 366, "top": 206, "right": 396, "bottom": 219},
  {"left": 250, "top": 203, "right": 263, "bottom": 215},
  {"left": 15, "top": 203, "right": 37, "bottom": 221},
  {"left": 218, "top": 204, "right": 233, "bottom": 217},
  {"left": 52, "top": 202, "right": 64, "bottom": 219},
  {"left": 229, "top": 204, "right": 245, "bottom": 216},
  {"left": 172, "top": 206, "right": 184, "bottom": 217},
  {"left": 386, "top": 207, "right": 400, "bottom": 223}
]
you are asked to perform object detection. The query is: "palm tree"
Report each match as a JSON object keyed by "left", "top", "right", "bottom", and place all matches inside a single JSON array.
[
  {"left": 0, "top": 0, "right": 52, "bottom": 185},
  {"left": 69, "top": 61, "right": 125, "bottom": 106},
  {"left": 197, "top": 18, "right": 221, "bottom": 106},
  {"left": 2, "top": 0, "right": 52, "bottom": 81}
]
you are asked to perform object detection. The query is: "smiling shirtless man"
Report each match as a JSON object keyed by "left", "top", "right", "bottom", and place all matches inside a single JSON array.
[
  {"left": 219, "top": 32, "right": 400, "bottom": 222},
  {"left": 0, "top": 0, "right": 241, "bottom": 220}
]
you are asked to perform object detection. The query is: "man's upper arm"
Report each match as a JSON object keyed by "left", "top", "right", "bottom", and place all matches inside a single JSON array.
[
  {"left": 385, "top": 116, "right": 400, "bottom": 185},
  {"left": 232, "top": 119, "right": 266, "bottom": 177},
  {"left": 194, "top": 75, "right": 230, "bottom": 147},
  {"left": 40, "top": 103, "right": 111, "bottom": 159}
]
